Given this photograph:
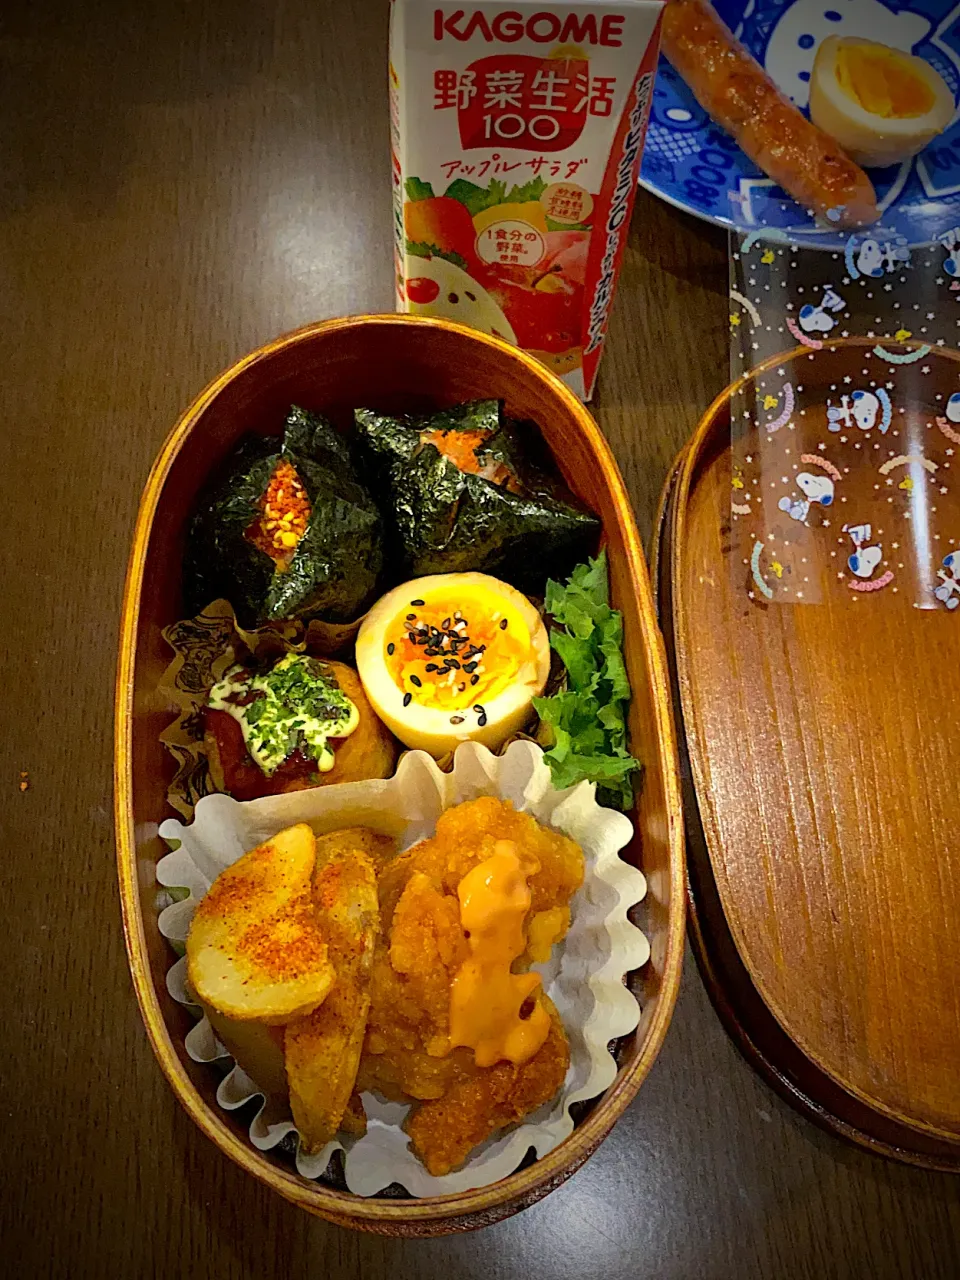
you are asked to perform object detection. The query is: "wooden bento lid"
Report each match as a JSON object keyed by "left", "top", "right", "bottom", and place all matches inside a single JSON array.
[{"left": 657, "top": 339, "right": 960, "bottom": 1172}]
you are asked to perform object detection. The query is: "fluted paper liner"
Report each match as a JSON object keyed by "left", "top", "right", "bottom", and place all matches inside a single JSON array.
[
  {"left": 157, "top": 740, "right": 648, "bottom": 1197},
  {"left": 158, "top": 599, "right": 367, "bottom": 820}
]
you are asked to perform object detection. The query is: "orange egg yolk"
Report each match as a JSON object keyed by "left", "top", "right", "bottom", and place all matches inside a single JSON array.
[
  {"left": 384, "top": 593, "right": 532, "bottom": 713},
  {"left": 448, "top": 839, "right": 551, "bottom": 1067},
  {"left": 836, "top": 44, "right": 935, "bottom": 119}
]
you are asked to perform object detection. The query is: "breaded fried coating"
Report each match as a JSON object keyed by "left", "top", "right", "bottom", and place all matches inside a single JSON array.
[
  {"left": 358, "top": 798, "right": 584, "bottom": 1166},
  {"left": 404, "top": 996, "right": 570, "bottom": 1176}
]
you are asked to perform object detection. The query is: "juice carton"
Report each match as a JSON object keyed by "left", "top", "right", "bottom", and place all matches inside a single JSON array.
[{"left": 389, "top": 0, "right": 664, "bottom": 400}]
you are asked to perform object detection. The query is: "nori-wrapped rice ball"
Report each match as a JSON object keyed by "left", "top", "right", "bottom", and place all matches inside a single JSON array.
[
  {"left": 184, "top": 406, "right": 383, "bottom": 627},
  {"left": 353, "top": 399, "right": 599, "bottom": 590}
]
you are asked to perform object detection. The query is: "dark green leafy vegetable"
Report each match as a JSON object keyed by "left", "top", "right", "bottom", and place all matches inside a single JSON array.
[
  {"left": 405, "top": 239, "right": 468, "bottom": 271},
  {"left": 503, "top": 175, "right": 547, "bottom": 204},
  {"left": 533, "top": 551, "right": 640, "bottom": 811},
  {"left": 353, "top": 399, "right": 599, "bottom": 592},
  {"left": 405, "top": 176, "right": 435, "bottom": 201},
  {"left": 443, "top": 177, "right": 506, "bottom": 215},
  {"left": 184, "top": 405, "right": 383, "bottom": 628}
]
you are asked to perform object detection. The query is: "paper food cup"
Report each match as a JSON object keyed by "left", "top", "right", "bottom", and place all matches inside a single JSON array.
[{"left": 156, "top": 740, "right": 649, "bottom": 1197}]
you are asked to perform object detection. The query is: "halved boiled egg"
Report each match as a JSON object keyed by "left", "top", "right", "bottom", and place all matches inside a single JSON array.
[
  {"left": 355, "top": 572, "right": 550, "bottom": 757},
  {"left": 810, "top": 36, "right": 955, "bottom": 169}
]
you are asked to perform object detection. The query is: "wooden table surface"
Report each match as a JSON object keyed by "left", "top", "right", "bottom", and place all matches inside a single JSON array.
[{"left": 2, "top": 2, "right": 957, "bottom": 1276}]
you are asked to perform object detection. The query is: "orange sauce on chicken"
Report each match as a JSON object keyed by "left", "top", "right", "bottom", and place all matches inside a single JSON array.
[{"left": 448, "top": 839, "right": 551, "bottom": 1067}]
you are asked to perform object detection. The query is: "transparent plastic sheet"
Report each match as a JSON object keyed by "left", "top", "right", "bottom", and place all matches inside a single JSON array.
[{"left": 728, "top": 227, "right": 960, "bottom": 611}]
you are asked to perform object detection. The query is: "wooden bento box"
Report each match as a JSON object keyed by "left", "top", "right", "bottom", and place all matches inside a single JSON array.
[
  {"left": 114, "top": 314, "right": 686, "bottom": 1234},
  {"left": 655, "top": 339, "right": 960, "bottom": 1173}
]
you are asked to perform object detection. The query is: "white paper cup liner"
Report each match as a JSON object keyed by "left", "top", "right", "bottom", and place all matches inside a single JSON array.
[{"left": 157, "top": 740, "right": 649, "bottom": 1197}]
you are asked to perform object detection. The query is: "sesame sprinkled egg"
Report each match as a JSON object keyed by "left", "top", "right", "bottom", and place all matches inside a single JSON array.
[{"left": 355, "top": 573, "right": 550, "bottom": 757}]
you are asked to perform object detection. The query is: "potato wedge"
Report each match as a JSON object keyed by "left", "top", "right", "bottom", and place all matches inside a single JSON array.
[
  {"left": 314, "top": 826, "right": 397, "bottom": 874},
  {"left": 201, "top": 1001, "right": 288, "bottom": 1098},
  {"left": 284, "top": 838, "right": 380, "bottom": 1152},
  {"left": 186, "top": 824, "right": 334, "bottom": 1023}
]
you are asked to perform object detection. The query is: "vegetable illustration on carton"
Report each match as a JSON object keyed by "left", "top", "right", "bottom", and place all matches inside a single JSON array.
[{"left": 389, "top": 1, "right": 664, "bottom": 400}]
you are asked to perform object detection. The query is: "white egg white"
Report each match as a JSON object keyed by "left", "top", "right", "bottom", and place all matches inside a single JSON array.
[{"left": 355, "top": 572, "right": 550, "bottom": 757}]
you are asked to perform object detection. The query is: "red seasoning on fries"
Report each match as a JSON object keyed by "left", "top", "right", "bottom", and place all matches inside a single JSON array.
[{"left": 661, "top": 0, "right": 879, "bottom": 229}]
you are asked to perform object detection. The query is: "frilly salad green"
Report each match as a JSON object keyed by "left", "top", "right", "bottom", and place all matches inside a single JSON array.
[{"left": 534, "top": 551, "right": 640, "bottom": 811}]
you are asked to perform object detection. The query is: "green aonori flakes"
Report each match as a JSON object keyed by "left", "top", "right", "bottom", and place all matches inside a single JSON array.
[
  {"left": 208, "top": 653, "right": 359, "bottom": 776},
  {"left": 533, "top": 551, "right": 640, "bottom": 812}
]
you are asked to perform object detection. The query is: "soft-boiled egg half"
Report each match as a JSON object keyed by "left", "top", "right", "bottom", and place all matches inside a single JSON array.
[
  {"left": 355, "top": 572, "right": 550, "bottom": 757},
  {"left": 810, "top": 36, "right": 954, "bottom": 169}
]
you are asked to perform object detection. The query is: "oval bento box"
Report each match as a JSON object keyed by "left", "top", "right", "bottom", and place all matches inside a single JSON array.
[
  {"left": 114, "top": 314, "right": 686, "bottom": 1234},
  {"left": 655, "top": 339, "right": 960, "bottom": 1173}
]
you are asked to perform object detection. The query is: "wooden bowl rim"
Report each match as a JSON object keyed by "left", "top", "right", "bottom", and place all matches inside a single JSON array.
[
  {"left": 114, "top": 312, "right": 686, "bottom": 1229},
  {"left": 668, "top": 337, "right": 960, "bottom": 1151}
]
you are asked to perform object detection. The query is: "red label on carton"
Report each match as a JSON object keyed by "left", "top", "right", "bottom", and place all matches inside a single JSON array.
[{"left": 390, "top": 0, "right": 663, "bottom": 400}]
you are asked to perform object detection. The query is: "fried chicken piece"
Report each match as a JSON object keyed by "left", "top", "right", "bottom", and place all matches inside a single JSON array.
[
  {"left": 376, "top": 797, "right": 583, "bottom": 962},
  {"left": 404, "top": 996, "right": 570, "bottom": 1176},
  {"left": 359, "top": 871, "right": 471, "bottom": 1099},
  {"left": 359, "top": 799, "right": 583, "bottom": 1131}
]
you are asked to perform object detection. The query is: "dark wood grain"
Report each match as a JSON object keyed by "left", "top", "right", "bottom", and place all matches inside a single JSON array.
[{"left": 1, "top": 1, "right": 957, "bottom": 1276}]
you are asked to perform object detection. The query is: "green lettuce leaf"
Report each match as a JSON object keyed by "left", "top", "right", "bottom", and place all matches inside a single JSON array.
[
  {"left": 405, "top": 176, "right": 434, "bottom": 201},
  {"left": 405, "top": 239, "right": 468, "bottom": 271},
  {"left": 534, "top": 550, "right": 640, "bottom": 811},
  {"left": 504, "top": 176, "right": 547, "bottom": 204},
  {"left": 444, "top": 177, "right": 507, "bottom": 216}
]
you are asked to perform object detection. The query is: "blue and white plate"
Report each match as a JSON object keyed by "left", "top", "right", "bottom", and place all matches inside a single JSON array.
[{"left": 641, "top": 0, "right": 960, "bottom": 246}]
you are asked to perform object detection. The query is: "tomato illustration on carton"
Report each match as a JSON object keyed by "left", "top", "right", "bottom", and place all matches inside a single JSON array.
[{"left": 390, "top": 1, "right": 664, "bottom": 400}]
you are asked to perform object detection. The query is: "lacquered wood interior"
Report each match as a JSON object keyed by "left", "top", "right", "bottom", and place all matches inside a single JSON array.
[
  {"left": 115, "top": 314, "right": 685, "bottom": 1234},
  {"left": 670, "top": 340, "right": 960, "bottom": 1155}
]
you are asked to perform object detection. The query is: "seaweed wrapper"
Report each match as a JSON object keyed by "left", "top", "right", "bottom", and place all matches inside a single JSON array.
[
  {"left": 158, "top": 600, "right": 364, "bottom": 820},
  {"left": 354, "top": 400, "right": 599, "bottom": 592},
  {"left": 184, "top": 406, "right": 383, "bottom": 628}
]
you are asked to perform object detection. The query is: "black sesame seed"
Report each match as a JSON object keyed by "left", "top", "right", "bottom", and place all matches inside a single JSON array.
[
  {"left": 478, "top": 712, "right": 487, "bottom": 726},
  {"left": 473, "top": 705, "right": 485, "bottom": 715},
  {"left": 471, "top": 674, "right": 480, "bottom": 686},
  {"left": 387, "top": 643, "right": 395, "bottom": 655},
  {"left": 424, "top": 648, "right": 439, "bottom": 658},
  {"left": 463, "top": 661, "right": 478, "bottom": 673},
  {"left": 425, "top": 663, "right": 438, "bottom": 672},
  {"left": 450, "top": 715, "right": 465, "bottom": 724},
  {"left": 442, "top": 617, "right": 451, "bottom": 629},
  {"left": 446, "top": 658, "right": 460, "bottom": 669},
  {"left": 403, "top": 693, "right": 412, "bottom": 707},
  {"left": 406, "top": 613, "right": 416, "bottom": 620},
  {"left": 499, "top": 618, "right": 508, "bottom": 630},
  {"left": 410, "top": 599, "right": 425, "bottom": 606},
  {"left": 410, "top": 674, "right": 422, "bottom": 688}
]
